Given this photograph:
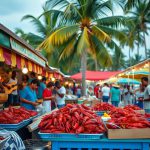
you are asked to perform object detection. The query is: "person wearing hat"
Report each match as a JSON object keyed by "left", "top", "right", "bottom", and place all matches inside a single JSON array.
[
  {"left": 110, "top": 84, "right": 121, "bottom": 107},
  {"left": 42, "top": 82, "right": 56, "bottom": 112}
]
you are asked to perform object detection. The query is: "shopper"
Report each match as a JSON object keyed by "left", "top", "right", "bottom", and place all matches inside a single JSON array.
[
  {"left": 37, "top": 77, "right": 46, "bottom": 99},
  {"left": 22, "top": 74, "right": 29, "bottom": 88},
  {"left": 29, "top": 72, "right": 36, "bottom": 83},
  {"left": 94, "top": 84, "right": 100, "bottom": 98},
  {"left": 55, "top": 81, "right": 66, "bottom": 108},
  {"left": 123, "top": 85, "right": 133, "bottom": 106},
  {"left": 87, "top": 86, "right": 94, "bottom": 97},
  {"left": 101, "top": 83, "right": 110, "bottom": 102},
  {"left": 43, "top": 82, "right": 56, "bottom": 112},
  {"left": 135, "top": 84, "right": 144, "bottom": 109},
  {"left": 76, "top": 85, "right": 81, "bottom": 98},
  {"left": 20, "top": 79, "right": 39, "bottom": 110},
  {"left": 141, "top": 77, "right": 150, "bottom": 113},
  {"left": 66, "top": 85, "right": 73, "bottom": 95},
  {"left": 110, "top": 84, "right": 121, "bottom": 107}
]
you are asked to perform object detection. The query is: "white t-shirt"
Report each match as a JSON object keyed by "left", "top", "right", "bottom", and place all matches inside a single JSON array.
[
  {"left": 123, "top": 88, "right": 132, "bottom": 101},
  {"left": 8, "top": 78, "right": 18, "bottom": 95},
  {"left": 102, "top": 86, "right": 110, "bottom": 97},
  {"left": 56, "top": 86, "right": 66, "bottom": 105},
  {"left": 144, "top": 85, "right": 150, "bottom": 109}
]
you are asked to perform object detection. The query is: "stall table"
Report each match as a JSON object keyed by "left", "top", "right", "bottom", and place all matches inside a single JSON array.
[{"left": 38, "top": 135, "right": 150, "bottom": 150}]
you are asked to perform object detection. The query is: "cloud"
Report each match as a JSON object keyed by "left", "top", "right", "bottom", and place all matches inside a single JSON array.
[
  {"left": 0, "top": 0, "right": 149, "bottom": 59},
  {"left": 0, "top": 0, "right": 46, "bottom": 33}
]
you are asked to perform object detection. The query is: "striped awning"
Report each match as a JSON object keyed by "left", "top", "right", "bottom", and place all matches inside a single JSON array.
[{"left": 0, "top": 47, "right": 43, "bottom": 74}]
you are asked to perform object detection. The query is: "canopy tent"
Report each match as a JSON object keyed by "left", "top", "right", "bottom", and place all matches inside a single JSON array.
[
  {"left": 71, "top": 71, "right": 121, "bottom": 81},
  {"left": 117, "top": 78, "right": 141, "bottom": 85},
  {"left": 110, "top": 58, "right": 150, "bottom": 81},
  {"left": 120, "top": 71, "right": 149, "bottom": 79}
]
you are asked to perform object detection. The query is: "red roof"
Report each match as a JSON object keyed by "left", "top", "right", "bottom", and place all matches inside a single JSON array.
[{"left": 71, "top": 71, "right": 121, "bottom": 81}]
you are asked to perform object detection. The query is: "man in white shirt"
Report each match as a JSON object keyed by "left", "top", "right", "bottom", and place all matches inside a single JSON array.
[
  {"left": 141, "top": 77, "right": 150, "bottom": 113},
  {"left": 101, "top": 83, "right": 110, "bottom": 102},
  {"left": 5, "top": 71, "right": 18, "bottom": 106},
  {"left": 55, "top": 81, "right": 66, "bottom": 108}
]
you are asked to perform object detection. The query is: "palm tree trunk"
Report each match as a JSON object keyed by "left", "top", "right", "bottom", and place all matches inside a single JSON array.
[
  {"left": 129, "top": 48, "right": 131, "bottom": 67},
  {"left": 137, "top": 32, "right": 140, "bottom": 56},
  {"left": 81, "top": 49, "right": 87, "bottom": 96},
  {"left": 143, "top": 32, "right": 147, "bottom": 59},
  {"left": 94, "top": 59, "right": 98, "bottom": 70}
]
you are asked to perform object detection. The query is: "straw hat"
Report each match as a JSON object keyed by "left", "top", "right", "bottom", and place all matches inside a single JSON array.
[{"left": 112, "top": 84, "right": 120, "bottom": 88}]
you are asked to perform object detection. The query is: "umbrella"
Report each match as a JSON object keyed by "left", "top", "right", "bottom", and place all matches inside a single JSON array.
[{"left": 117, "top": 78, "right": 141, "bottom": 84}]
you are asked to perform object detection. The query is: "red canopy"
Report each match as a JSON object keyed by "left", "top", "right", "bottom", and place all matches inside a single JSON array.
[{"left": 71, "top": 71, "right": 120, "bottom": 81}]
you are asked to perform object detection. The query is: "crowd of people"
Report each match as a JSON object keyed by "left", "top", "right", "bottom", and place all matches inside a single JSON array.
[
  {"left": 85, "top": 77, "right": 150, "bottom": 113},
  {"left": 1, "top": 70, "right": 150, "bottom": 113},
  {"left": 1, "top": 71, "right": 66, "bottom": 112}
]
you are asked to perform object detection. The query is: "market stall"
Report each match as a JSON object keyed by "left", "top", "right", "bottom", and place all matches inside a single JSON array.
[
  {"left": 0, "top": 24, "right": 47, "bottom": 106},
  {"left": 0, "top": 24, "right": 48, "bottom": 144},
  {"left": 27, "top": 103, "right": 150, "bottom": 150},
  {"left": 112, "top": 58, "right": 150, "bottom": 82}
]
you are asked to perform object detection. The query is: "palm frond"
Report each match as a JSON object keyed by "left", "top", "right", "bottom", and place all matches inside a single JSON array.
[
  {"left": 77, "top": 27, "right": 90, "bottom": 55},
  {"left": 92, "top": 25, "right": 111, "bottom": 42},
  {"left": 98, "top": 25, "right": 127, "bottom": 41},
  {"left": 91, "top": 36, "right": 112, "bottom": 67},
  {"left": 26, "top": 33, "right": 44, "bottom": 48},
  {"left": 124, "top": 0, "right": 140, "bottom": 12},
  {"left": 48, "top": 25, "right": 79, "bottom": 45},
  {"left": 46, "top": 0, "right": 69, "bottom": 10},
  {"left": 59, "top": 35, "right": 77, "bottom": 61},
  {"left": 107, "top": 39, "right": 123, "bottom": 59},
  {"left": 96, "top": 16, "right": 129, "bottom": 28},
  {"left": 21, "top": 15, "right": 46, "bottom": 36}
]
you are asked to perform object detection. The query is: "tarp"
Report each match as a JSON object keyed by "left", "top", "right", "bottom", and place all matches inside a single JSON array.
[{"left": 71, "top": 71, "right": 121, "bottom": 81}]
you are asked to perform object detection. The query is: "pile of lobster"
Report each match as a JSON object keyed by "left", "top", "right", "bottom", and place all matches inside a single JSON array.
[
  {"left": 92, "top": 102, "right": 115, "bottom": 111},
  {"left": 39, "top": 104, "right": 105, "bottom": 134},
  {"left": 124, "top": 105, "right": 141, "bottom": 111},
  {"left": 0, "top": 107, "right": 37, "bottom": 124},
  {"left": 107, "top": 107, "right": 150, "bottom": 129}
]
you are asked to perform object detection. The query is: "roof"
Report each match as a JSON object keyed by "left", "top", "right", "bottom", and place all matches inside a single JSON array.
[
  {"left": 0, "top": 23, "right": 46, "bottom": 61},
  {"left": 71, "top": 71, "right": 121, "bottom": 81}
]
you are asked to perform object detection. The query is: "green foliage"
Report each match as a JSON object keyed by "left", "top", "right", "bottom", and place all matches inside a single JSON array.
[{"left": 15, "top": 0, "right": 150, "bottom": 74}]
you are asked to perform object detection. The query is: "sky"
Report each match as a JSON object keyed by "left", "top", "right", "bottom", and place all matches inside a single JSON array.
[{"left": 0, "top": 0, "right": 149, "bottom": 59}]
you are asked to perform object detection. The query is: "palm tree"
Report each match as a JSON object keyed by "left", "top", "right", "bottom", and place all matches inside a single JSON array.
[
  {"left": 129, "top": 54, "right": 143, "bottom": 66},
  {"left": 124, "top": 0, "right": 140, "bottom": 13},
  {"left": 121, "top": 17, "right": 145, "bottom": 67},
  {"left": 16, "top": 4, "right": 73, "bottom": 72},
  {"left": 125, "top": 0, "right": 150, "bottom": 59},
  {"left": 15, "top": 28, "right": 29, "bottom": 41},
  {"left": 38, "top": 0, "right": 127, "bottom": 95},
  {"left": 111, "top": 53, "right": 127, "bottom": 71}
]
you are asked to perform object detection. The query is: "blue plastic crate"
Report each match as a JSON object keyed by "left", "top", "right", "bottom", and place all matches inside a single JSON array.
[
  {"left": 0, "top": 121, "right": 25, "bottom": 131},
  {"left": 38, "top": 132, "right": 104, "bottom": 141},
  {"left": 95, "top": 111, "right": 106, "bottom": 116},
  {"left": 51, "top": 140, "right": 150, "bottom": 150}
]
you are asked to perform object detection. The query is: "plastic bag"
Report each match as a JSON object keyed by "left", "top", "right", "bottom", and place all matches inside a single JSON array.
[
  {"left": 118, "top": 101, "right": 124, "bottom": 108},
  {"left": 0, "top": 129, "right": 25, "bottom": 150}
]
